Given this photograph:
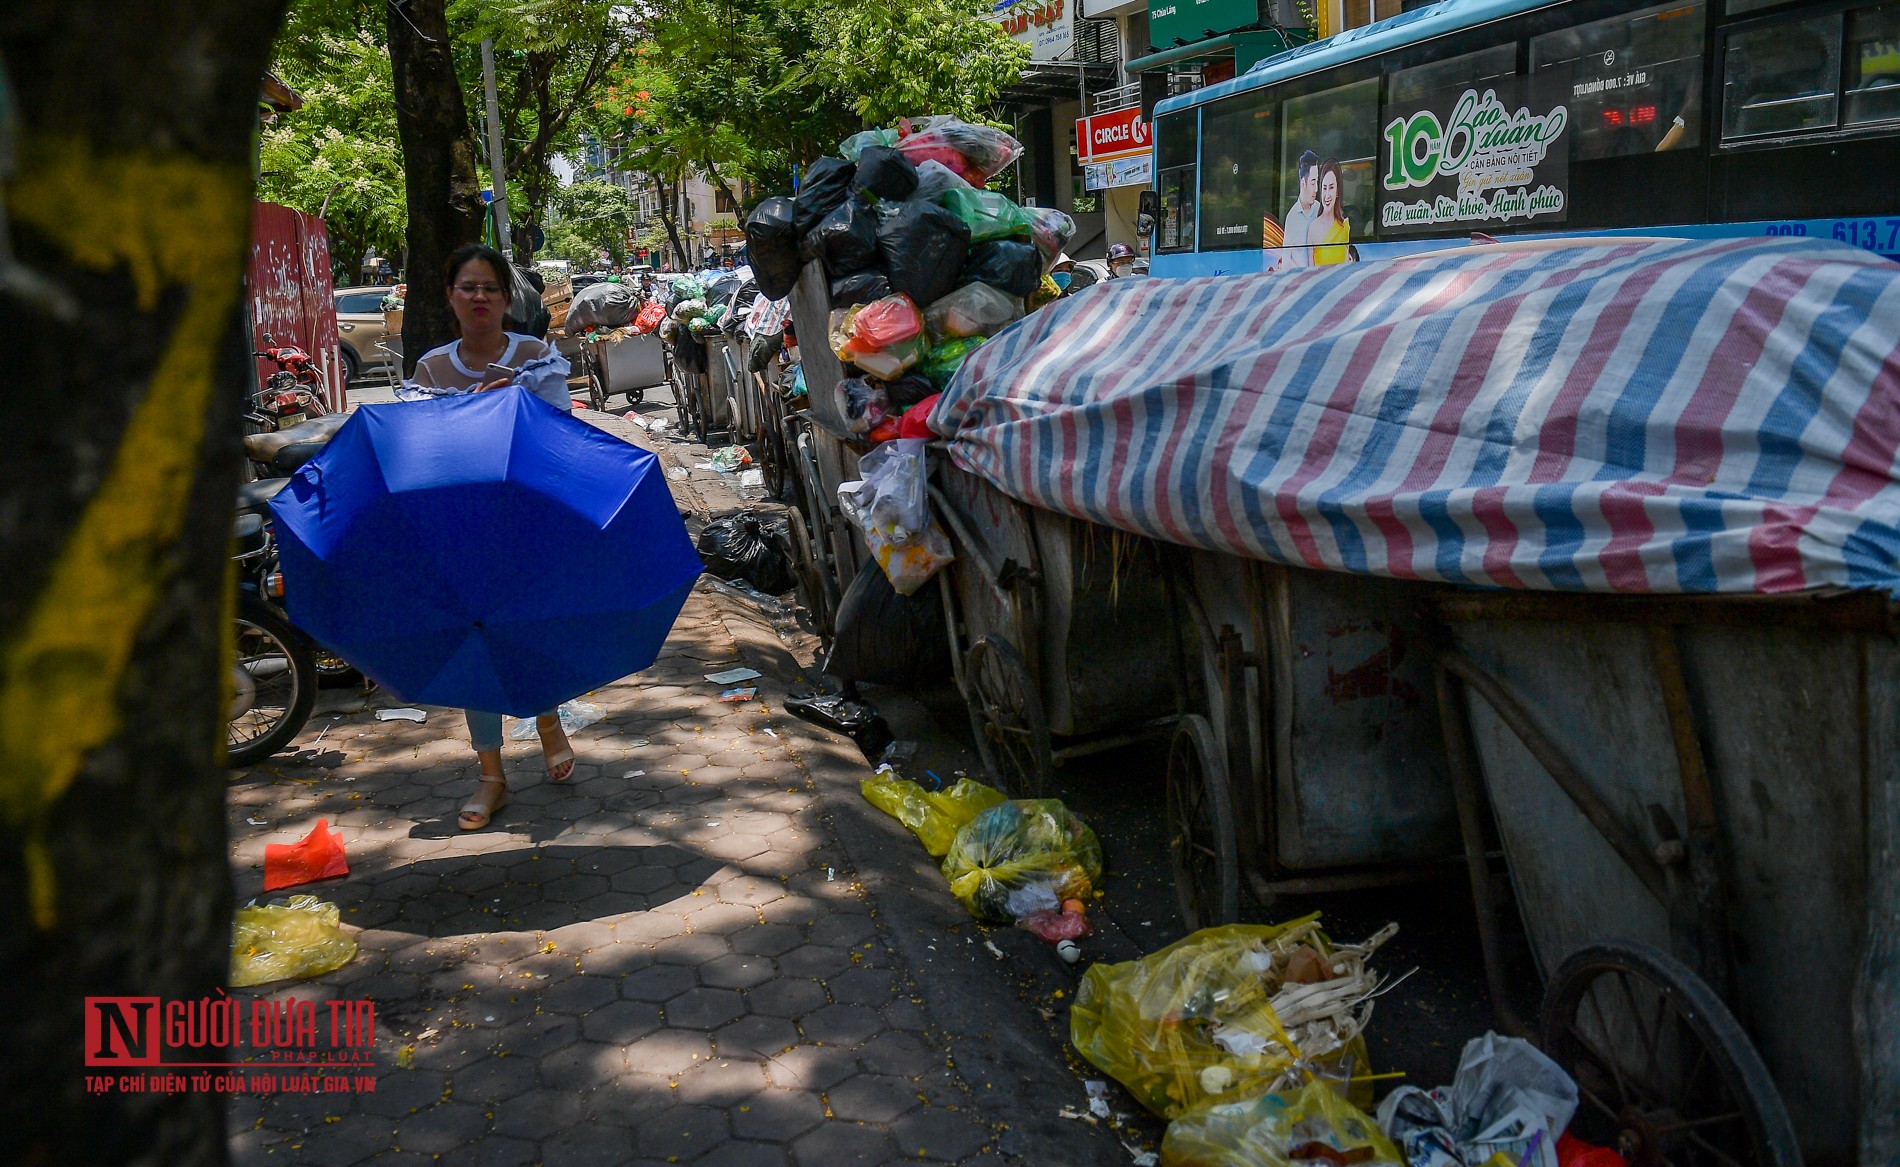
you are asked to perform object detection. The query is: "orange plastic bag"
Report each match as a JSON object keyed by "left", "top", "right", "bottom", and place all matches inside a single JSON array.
[{"left": 263, "top": 819, "right": 349, "bottom": 892}]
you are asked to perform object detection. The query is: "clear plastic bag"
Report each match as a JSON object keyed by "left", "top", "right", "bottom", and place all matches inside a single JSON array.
[
  {"left": 853, "top": 336, "right": 922, "bottom": 380},
  {"left": 1375, "top": 1033, "right": 1579, "bottom": 1167},
  {"left": 837, "top": 438, "right": 930, "bottom": 540},
  {"left": 897, "top": 115, "right": 1024, "bottom": 182},
  {"left": 865, "top": 515, "right": 954, "bottom": 594},
  {"left": 1069, "top": 916, "right": 1385, "bottom": 1120},
  {"left": 926, "top": 282, "right": 1023, "bottom": 341},
  {"left": 840, "top": 377, "right": 893, "bottom": 436},
  {"left": 913, "top": 159, "right": 974, "bottom": 203},
  {"left": 862, "top": 771, "right": 1006, "bottom": 857},
  {"left": 940, "top": 799, "right": 1103, "bottom": 922},
  {"left": 1162, "top": 1081, "right": 1405, "bottom": 1167},
  {"left": 1027, "top": 206, "right": 1078, "bottom": 264},
  {"left": 920, "top": 335, "right": 987, "bottom": 388},
  {"left": 230, "top": 895, "right": 358, "bottom": 988},
  {"left": 841, "top": 127, "right": 901, "bottom": 161},
  {"left": 508, "top": 700, "right": 604, "bottom": 740}
]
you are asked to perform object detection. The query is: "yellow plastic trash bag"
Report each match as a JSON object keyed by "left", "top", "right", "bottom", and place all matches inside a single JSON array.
[
  {"left": 940, "top": 798, "right": 1103, "bottom": 921},
  {"left": 861, "top": 772, "right": 1006, "bottom": 857},
  {"left": 1161, "top": 1081, "right": 1404, "bottom": 1167},
  {"left": 1070, "top": 915, "right": 1389, "bottom": 1119},
  {"left": 230, "top": 895, "right": 358, "bottom": 987}
]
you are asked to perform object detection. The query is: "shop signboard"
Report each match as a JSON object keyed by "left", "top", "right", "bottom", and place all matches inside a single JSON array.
[
  {"left": 1148, "top": 0, "right": 1254, "bottom": 56},
  {"left": 1076, "top": 106, "right": 1152, "bottom": 165},
  {"left": 990, "top": 0, "right": 1075, "bottom": 62},
  {"left": 1378, "top": 80, "right": 1572, "bottom": 235},
  {"left": 1085, "top": 155, "right": 1154, "bottom": 190}
]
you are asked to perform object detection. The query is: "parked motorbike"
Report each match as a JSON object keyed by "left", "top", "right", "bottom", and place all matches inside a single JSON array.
[{"left": 251, "top": 334, "right": 330, "bottom": 428}]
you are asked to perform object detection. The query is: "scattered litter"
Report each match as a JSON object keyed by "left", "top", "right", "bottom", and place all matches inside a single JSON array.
[
  {"left": 229, "top": 895, "right": 357, "bottom": 987},
  {"left": 1090, "top": 1098, "right": 1112, "bottom": 1119},
  {"left": 263, "top": 819, "right": 349, "bottom": 892},
  {"left": 484, "top": 1015, "right": 496, "bottom": 1022},
  {"left": 698, "top": 513, "right": 794, "bottom": 594},
  {"left": 942, "top": 799, "right": 1102, "bottom": 922},
  {"left": 628, "top": 737, "right": 650, "bottom": 747},
  {"left": 1071, "top": 916, "right": 1399, "bottom": 1119},
  {"left": 1059, "top": 1106, "right": 1086, "bottom": 1121},
  {"left": 648, "top": 417, "right": 669, "bottom": 431},
  {"left": 861, "top": 771, "right": 1005, "bottom": 857},
  {"left": 375, "top": 707, "right": 428, "bottom": 722},
  {"left": 694, "top": 462, "right": 715, "bottom": 471},
  {"left": 508, "top": 700, "right": 603, "bottom": 739},
  {"left": 826, "top": 866, "right": 836, "bottom": 882},
  {"left": 628, "top": 415, "right": 650, "bottom": 430},
  {"left": 709, "top": 445, "right": 753, "bottom": 472},
  {"left": 1056, "top": 939, "right": 1082, "bottom": 964},
  {"left": 705, "top": 667, "right": 763, "bottom": 684},
  {"left": 668, "top": 467, "right": 689, "bottom": 480},
  {"left": 1165, "top": 1080, "right": 1402, "bottom": 1167},
  {"left": 416, "top": 1027, "right": 440, "bottom": 1041},
  {"left": 394, "top": 1045, "right": 416, "bottom": 1069},
  {"left": 246, "top": 816, "right": 269, "bottom": 827},
  {"left": 718, "top": 687, "right": 758, "bottom": 703},
  {"left": 1378, "top": 1032, "right": 1579, "bottom": 1167},
  {"left": 1130, "top": 1151, "right": 1157, "bottom": 1167},
  {"left": 983, "top": 940, "right": 1005, "bottom": 960},
  {"left": 762, "top": 727, "right": 778, "bottom": 738},
  {"left": 312, "top": 720, "right": 335, "bottom": 743},
  {"left": 785, "top": 690, "right": 893, "bottom": 758},
  {"left": 739, "top": 468, "right": 764, "bottom": 488},
  {"left": 624, "top": 770, "right": 646, "bottom": 778},
  {"left": 879, "top": 739, "right": 919, "bottom": 768}
]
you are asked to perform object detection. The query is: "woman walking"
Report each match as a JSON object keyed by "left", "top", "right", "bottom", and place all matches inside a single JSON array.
[{"left": 398, "top": 243, "right": 577, "bottom": 829}]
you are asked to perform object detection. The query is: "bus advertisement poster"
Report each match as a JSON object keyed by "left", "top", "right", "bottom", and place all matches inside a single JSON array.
[{"left": 1378, "top": 79, "right": 1571, "bottom": 235}]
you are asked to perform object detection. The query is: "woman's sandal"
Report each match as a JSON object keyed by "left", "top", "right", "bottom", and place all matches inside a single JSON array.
[
  {"left": 544, "top": 745, "right": 575, "bottom": 783},
  {"left": 458, "top": 776, "right": 508, "bottom": 830}
]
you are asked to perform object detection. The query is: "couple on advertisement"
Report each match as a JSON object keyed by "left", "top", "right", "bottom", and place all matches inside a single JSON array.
[{"left": 1269, "top": 149, "right": 1354, "bottom": 268}]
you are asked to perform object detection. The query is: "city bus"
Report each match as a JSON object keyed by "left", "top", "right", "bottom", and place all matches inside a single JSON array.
[{"left": 1147, "top": 0, "right": 1900, "bottom": 276}]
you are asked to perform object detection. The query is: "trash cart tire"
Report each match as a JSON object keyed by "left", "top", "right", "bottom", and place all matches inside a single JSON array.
[
  {"left": 963, "top": 635, "right": 1052, "bottom": 799},
  {"left": 228, "top": 595, "right": 318, "bottom": 767},
  {"left": 1166, "top": 713, "right": 1242, "bottom": 931},
  {"left": 587, "top": 365, "right": 609, "bottom": 413},
  {"left": 784, "top": 506, "right": 836, "bottom": 640},
  {"left": 1540, "top": 941, "right": 1801, "bottom": 1167}
]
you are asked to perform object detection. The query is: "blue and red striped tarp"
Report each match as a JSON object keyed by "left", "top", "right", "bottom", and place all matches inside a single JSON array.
[{"left": 928, "top": 238, "right": 1900, "bottom": 594}]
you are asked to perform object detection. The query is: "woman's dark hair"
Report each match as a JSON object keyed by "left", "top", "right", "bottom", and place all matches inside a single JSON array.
[{"left": 445, "top": 243, "right": 513, "bottom": 303}]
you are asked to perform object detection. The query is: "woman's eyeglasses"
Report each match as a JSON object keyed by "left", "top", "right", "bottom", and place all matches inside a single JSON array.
[{"left": 453, "top": 282, "right": 505, "bottom": 296}]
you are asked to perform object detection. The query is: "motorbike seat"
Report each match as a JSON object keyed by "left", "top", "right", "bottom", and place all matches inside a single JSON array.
[
  {"left": 243, "top": 412, "right": 347, "bottom": 462},
  {"left": 272, "top": 440, "right": 328, "bottom": 473},
  {"left": 237, "top": 477, "right": 290, "bottom": 513}
]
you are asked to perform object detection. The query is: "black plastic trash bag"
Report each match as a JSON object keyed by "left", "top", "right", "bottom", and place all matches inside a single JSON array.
[
  {"left": 881, "top": 374, "right": 936, "bottom": 411},
  {"left": 830, "top": 271, "right": 893, "bottom": 308},
  {"left": 745, "top": 197, "right": 802, "bottom": 301},
  {"left": 823, "top": 556, "right": 950, "bottom": 688},
  {"left": 784, "top": 691, "right": 894, "bottom": 759},
  {"left": 696, "top": 513, "right": 795, "bottom": 595},
  {"left": 878, "top": 199, "right": 971, "bottom": 308},
  {"left": 565, "top": 281, "right": 638, "bottom": 333},
  {"left": 793, "top": 156, "right": 856, "bottom": 236},
  {"left": 671, "top": 329, "right": 706, "bottom": 373},
  {"left": 960, "top": 240, "right": 1042, "bottom": 298},
  {"left": 851, "top": 146, "right": 919, "bottom": 204},
  {"left": 503, "top": 263, "right": 549, "bottom": 337},
  {"left": 803, "top": 196, "right": 880, "bottom": 277}
]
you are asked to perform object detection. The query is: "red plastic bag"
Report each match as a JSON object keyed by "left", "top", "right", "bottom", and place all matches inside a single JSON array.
[
  {"left": 897, "top": 393, "right": 940, "bottom": 440},
  {"left": 263, "top": 819, "right": 349, "bottom": 892},
  {"left": 866, "top": 415, "right": 903, "bottom": 444},
  {"left": 1558, "top": 1133, "right": 1628, "bottom": 1167},
  {"left": 631, "top": 300, "right": 666, "bottom": 334},
  {"left": 853, "top": 294, "right": 923, "bottom": 349}
]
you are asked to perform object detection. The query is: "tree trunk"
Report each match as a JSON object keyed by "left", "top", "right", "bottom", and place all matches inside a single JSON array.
[
  {"left": 703, "top": 159, "right": 748, "bottom": 224},
  {"left": 1, "top": 1, "right": 286, "bottom": 1164},
  {"left": 387, "top": 0, "right": 484, "bottom": 374},
  {"left": 654, "top": 175, "right": 690, "bottom": 272}
]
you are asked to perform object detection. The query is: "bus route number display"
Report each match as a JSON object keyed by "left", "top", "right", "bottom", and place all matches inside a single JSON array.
[{"left": 1379, "top": 82, "right": 1571, "bottom": 235}]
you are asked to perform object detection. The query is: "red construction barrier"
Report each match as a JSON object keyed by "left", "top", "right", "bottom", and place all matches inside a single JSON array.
[{"left": 249, "top": 201, "right": 344, "bottom": 412}]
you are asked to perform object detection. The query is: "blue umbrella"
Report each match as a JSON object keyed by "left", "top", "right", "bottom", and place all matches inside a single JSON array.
[{"left": 269, "top": 387, "right": 702, "bottom": 716}]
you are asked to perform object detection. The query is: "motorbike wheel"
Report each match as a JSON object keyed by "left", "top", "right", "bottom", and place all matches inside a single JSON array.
[{"left": 228, "top": 594, "right": 318, "bottom": 767}]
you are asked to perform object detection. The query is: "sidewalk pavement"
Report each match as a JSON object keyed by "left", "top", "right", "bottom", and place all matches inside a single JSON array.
[{"left": 225, "top": 405, "right": 1142, "bottom": 1167}]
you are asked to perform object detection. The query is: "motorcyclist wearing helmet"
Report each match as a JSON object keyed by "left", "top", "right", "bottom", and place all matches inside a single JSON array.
[{"left": 1107, "top": 242, "right": 1139, "bottom": 280}]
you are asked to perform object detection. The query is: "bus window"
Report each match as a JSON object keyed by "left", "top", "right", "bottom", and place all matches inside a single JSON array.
[
  {"left": 1157, "top": 166, "right": 1197, "bottom": 252},
  {"left": 1198, "top": 92, "right": 1278, "bottom": 250},
  {"left": 1278, "top": 78, "right": 1379, "bottom": 266},
  {"left": 1846, "top": 2, "right": 1900, "bottom": 125},
  {"left": 1723, "top": 13, "right": 1843, "bottom": 138},
  {"left": 1531, "top": 1, "right": 1706, "bottom": 159},
  {"left": 1388, "top": 44, "right": 1516, "bottom": 106},
  {"left": 1154, "top": 111, "right": 1198, "bottom": 254}
]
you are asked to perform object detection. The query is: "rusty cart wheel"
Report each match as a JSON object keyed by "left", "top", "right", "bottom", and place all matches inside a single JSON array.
[
  {"left": 586, "top": 365, "right": 609, "bottom": 413},
  {"left": 963, "top": 635, "right": 1051, "bottom": 799},
  {"left": 1541, "top": 942, "right": 1800, "bottom": 1167},
  {"left": 1166, "top": 713, "right": 1241, "bottom": 930},
  {"left": 783, "top": 506, "right": 835, "bottom": 640}
]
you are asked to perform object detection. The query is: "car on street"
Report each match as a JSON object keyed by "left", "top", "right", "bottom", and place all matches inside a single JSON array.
[{"left": 333, "top": 285, "right": 394, "bottom": 382}]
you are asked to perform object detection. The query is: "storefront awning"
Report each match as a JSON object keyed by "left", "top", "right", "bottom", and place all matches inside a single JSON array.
[{"left": 1124, "top": 27, "right": 1307, "bottom": 75}]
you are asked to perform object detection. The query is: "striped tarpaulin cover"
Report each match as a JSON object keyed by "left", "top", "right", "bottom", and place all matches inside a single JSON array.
[{"left": 927, "top": 238, "right": 1900, "bottom": 594}]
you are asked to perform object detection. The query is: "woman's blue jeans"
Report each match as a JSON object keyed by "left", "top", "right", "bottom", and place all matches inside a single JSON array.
[{"left": 465, "top": 709, "right": 554, "bottom": 753}]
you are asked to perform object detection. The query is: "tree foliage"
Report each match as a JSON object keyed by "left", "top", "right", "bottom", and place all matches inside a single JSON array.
[{"left": 545, "top": 180, "right": 638, "bottom": 268}]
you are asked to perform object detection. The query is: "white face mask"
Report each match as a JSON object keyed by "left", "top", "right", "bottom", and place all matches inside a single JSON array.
[{"left": 1112, "top": 261, "right": 1133, "bottom": 278}]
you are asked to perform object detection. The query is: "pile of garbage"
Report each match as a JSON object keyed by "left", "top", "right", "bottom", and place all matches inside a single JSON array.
[
  {"left": 565, "top": 282, "right": 667, "bottom": 344},
  {"left": 743, "top": 115, "right": 1074, "bottom": 441}
]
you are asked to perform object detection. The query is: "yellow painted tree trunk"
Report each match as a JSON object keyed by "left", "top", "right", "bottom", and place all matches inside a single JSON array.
[{"left": 0, "top": 2, "right": 287, "bottom": 1161}]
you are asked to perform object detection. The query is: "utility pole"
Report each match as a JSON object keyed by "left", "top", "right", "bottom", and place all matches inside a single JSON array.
[{"left": 480, "top": 37, "right": 511, "bottom": 258}]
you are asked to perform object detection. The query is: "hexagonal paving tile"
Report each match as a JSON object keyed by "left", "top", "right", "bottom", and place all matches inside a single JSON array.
[
  {"left": 729, "top": 1088, "right": 826, "bottom": 1142},
  {"left": 619, "top": 962, "right": 698, "bottom": 1003},
  {"left": 697, "top": 952, "right": 776, "bottom": 990},
  {"left": 743, "top": 976, "right": 828, "bottom": 1019},
  {"left": 891, "top": 1105, "right": 993, "bottom": 1162},
  {"left": 729, "top": 923, "right": 803, "bottom": 958},
  {"left": 624, "top": 1027, "right": 715, "bottom": 1077},
  {"left": 791, "top": 1119, "right": 899, "bottom": 1167},
  {"left": 826, "top": 1073, "right": 922, "bottom": 1124},
  {"left": 670, "top": 1056, "right": 769, "bottom": 1107},
  {"left": 713, "top": 1013, "right": 801, "bottom": 1059},
  {"left": 581, "top": 999, "right": 664, "bottom": 1043},
  {"left": 798, "top": 1002, "right": 884, "bottom": 1048},
  {"left": 633, "top": 1103, "right": 729, "bottom": 1159},
  {"left": 664, "top": 986, "right": 746, "bottom": 1030}
]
